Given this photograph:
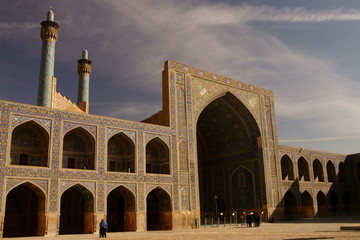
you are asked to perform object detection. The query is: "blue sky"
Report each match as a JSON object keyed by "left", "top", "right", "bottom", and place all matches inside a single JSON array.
[{"left": 1, "top": 0, "right": 360, "bottom": 154}]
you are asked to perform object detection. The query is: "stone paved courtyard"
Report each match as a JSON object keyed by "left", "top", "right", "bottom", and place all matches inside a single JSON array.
[{"left": 4, "top": 217, "right": 360, "bottom": 240}]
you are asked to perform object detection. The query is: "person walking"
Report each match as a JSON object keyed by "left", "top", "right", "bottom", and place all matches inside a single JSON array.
[{"left": 99, "top": 219, "right": 108, "bottom": 238}]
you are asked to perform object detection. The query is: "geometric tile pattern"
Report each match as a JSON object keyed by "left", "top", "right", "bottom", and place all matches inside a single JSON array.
[
  {"left": 6, "top": 178, "right": 48, "bottom": 195},
  {"left": 11, "top": 114, "right": 52, "bottom": 133}
]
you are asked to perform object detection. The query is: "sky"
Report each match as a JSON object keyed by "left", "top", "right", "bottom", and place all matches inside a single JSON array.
[{"left": 1, "top": 0, "right": 360, "bottom": 154}]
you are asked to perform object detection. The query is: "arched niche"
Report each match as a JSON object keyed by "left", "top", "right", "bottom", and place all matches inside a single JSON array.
[
  {"left": 316, "top": 191, "right": 327, "bottom": 217},
  {"left": 326, "top": 161, "right": 336, "bottom": 183},
  {"left": 3, "top": 182, "right": 46, "bottom": 237},
  {"left": 313, "top": 159, "right": 324, "bottom": 182},
  {"left": 107, "top": 185, "right": 136, "bottom": 232},
  {"left": 107, "top": 132, "right": 135, "bottom": 173},
  {"left": 298, "top": 157, "right": 310, "bottom": 181},
  {"left": 284, "top": 190, "right": 298, "bottom": 220},
  {"left": 178, "top": 141, "right": 189, "bottom": 171},
  {"left": 62, "top": 127, "right": 95, "bottom": 170},
  {"left": 59, "top": 184, "right": 94, "bottom": 234},
  {"left": 146, "top": 137, "right": 170, "bottom": 174},
  {"left": 146, "top": 187, "right": 172, "bottom": 230},
  {"left": 231, "top": 166, "right": 255, "bottom": 209},
  {"left": 281, "top": 155, "right": 294, "bottom": 180},
  {"left": 196, "top": 92, "right": 264, "bottom": 217},
  {"left": 300, "top": 191, "right": 314, "bottom": 218},
  {"left": 10, "top": 121, "right": 49, "bottom": 167}
]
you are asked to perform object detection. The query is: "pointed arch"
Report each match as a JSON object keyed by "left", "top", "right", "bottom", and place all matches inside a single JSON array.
[
  {"left": 180, "top": 188, "right": 190, "bottom": 211},
  {"left": 62, "top": 127, "right": 95, "bottom": 170},
  {"left": 316, "top": 191, "right": 327, "bottom": 217},
  {"left": 231, "top": 166, "right": 256, "bottom": 209},
  {"left": 146, "top": 137, "right": 170, "bottom": 174},
  {"left": 107, "top": 132, "right": 135, "bottom": 173},
  {"left": 107, "top": 185, "right": 136, "bottom": 232},
  {"left": 59, "top": 184, "right": 94, "bottom": 234},
  {"left": 196, "top": 92, "right": 263, "bottom": 217},
  {"left": 298, "top": 157, "right": 310, "bottom": 181},
  {"left": 3, "top": 182, "right": 46, "bottom": 237},
  {"left": 313, "top": 159, "right": 324, "bottom": 182},
  {"left": 301, "top": 191, "right": 314, "bottom": 218},
  {"left": 10, "top": 120, "right": 49, "bottom": 167},
  {"left": 194, "top": 90, "right": 259, "bottom": 127},
  {"left": 178, "top": 141, "right": 188, "bottom": 171},
  {"left": 326, "top": 161, "right": 336, "bottom": 183},
  {"left": 281, "top": 155, "right": 294, "bottom": 180},
  {"left": 284, "top": 190, "right": 298, "bottom": 220},
  {"left": 146, "top": 187, "right": 172, "bottom": 230},
  {"left": 6, "top": 180, "right": 47, "bottom": 197}
]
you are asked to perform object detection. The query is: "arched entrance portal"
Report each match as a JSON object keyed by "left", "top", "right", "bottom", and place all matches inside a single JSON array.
[
  {"left": 316, "top": 191, "right": 327, "bottom": 217},
  {"left": 3, "top": 183, "right": 46, "bottom": 237},
  {"left": 196, "top": 92, "right": 264, "bottom": 220},
  {"left": 301, "top": 191, "right": 314, "bottom": 218},
  {"left": 146, "top": 187, "right": 172, "bottom": 230},
  {"left": 107, "top": 186, "right": 136, "bottom": 232},
  {"left": 59, "top": 184, "right": 94, "bottom": 234},
  {"left": 284, "top": 191, "right": 298, "bottom": 220}
]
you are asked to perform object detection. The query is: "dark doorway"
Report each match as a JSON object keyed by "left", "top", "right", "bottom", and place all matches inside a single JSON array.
[
  {"left": 330, "top": 191, "right": 340, "bottom": 215},
  {"left": 316, "top": 191, "right": 327, "bottom": 217},
  {"left": 301, "top": 191, "right": 314, "bottom": 218},
  {"left": 59, "top": 184, "right": 94, "bottom": 234},
  {"left": 284, "top": 191, "right": 298, "bottom": 220},
  {"left": 107, "top": 186, "right": 136, "bottom": 232},
  {"left": 196, "top": 92, "right": 264, "bottom": 220},
  {"left": 146, "top": 187, "right": 172, "bottom": 230},
  {"left": 343, "top": 191, "right": 351, "bottom": 212},
  {"left": 3, "top": 183, "right": 46, "bottom": 237}
]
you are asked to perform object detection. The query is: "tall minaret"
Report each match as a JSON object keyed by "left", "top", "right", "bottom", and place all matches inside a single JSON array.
[
  {"left": 37, "top": 10, "right": 59, "bottom": 107},
  {"left": 77, "top": 50, "right": 92, "bottom": 113}
]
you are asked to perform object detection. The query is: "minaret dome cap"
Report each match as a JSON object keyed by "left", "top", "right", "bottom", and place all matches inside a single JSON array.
[
  {"left": 47, "top": 10, "right": 54, "bottom": 21},
  {"left": 82, "top": 50, "right": 88, "bottom": 59}
]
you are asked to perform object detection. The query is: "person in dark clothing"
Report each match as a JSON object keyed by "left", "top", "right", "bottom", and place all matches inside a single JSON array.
[
  {"left": 246, "top": 213, "right": 253, "bottom": 227},
  {"left": 253, "top": 212, "right": 260, "bottom": 227},
  {"left": 99, "top": 219, "right": 108, "bottom": 238}
]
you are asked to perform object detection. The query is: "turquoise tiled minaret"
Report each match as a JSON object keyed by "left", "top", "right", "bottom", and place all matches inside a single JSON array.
[
  {"left": 77, "top": 50, "right": 92, "bottom": 113},
  {"left": 37, "top": 10, "right": 59, "bottom": 107}
]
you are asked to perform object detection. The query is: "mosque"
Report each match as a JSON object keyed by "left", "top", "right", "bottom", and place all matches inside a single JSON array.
[{"left": 0, "top": 10, "right": 359, "bottom": 238}]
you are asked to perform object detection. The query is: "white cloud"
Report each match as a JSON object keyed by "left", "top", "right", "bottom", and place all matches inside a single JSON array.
[{"left": 0, "top": 22, "right": 38, "bottom": 34}]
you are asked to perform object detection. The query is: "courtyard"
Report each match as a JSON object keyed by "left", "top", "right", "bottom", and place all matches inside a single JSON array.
[{"left": 4, "top": 217, "right": 360, "bottom": 240}]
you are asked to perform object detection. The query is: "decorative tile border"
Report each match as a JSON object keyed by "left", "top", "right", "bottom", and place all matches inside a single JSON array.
[{"left": 11, "top": 114, "right": 52, "bottom": 133}]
